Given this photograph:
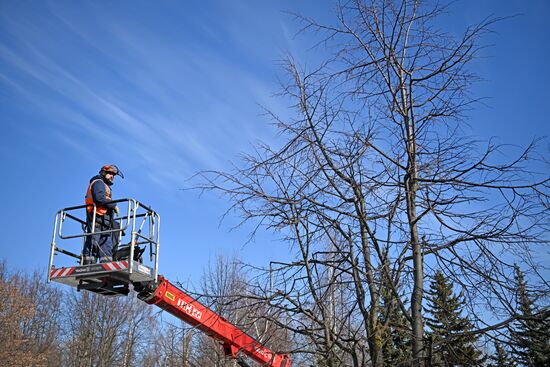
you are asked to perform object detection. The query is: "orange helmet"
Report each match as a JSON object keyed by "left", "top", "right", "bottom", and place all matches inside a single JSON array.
[{"left": 99, "top": 164, "right": 124, "bottom": 178}]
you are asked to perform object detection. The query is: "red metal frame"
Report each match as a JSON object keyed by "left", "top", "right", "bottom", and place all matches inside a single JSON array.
[{"left": 142, "top": 276, "right": 290, "bottom": 367}]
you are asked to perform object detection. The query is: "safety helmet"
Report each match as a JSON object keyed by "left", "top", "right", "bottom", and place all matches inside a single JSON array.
[{"left": 99, "top": 164, "right": 124, "bottom": 178}]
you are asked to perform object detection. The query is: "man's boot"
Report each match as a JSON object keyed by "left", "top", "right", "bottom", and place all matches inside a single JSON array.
[{"left": 82, "top": 256, "right": 96, "bottom": 265}]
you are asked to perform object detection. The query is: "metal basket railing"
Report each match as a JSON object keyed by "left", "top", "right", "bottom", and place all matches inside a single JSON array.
[{"left": 48, "top": 198, "right": 160, "bottom": 282}]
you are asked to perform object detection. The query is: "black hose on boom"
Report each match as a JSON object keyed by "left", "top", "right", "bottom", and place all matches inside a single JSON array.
[{"left": 236, "top": 355, "right": 252, "bottom": 367}]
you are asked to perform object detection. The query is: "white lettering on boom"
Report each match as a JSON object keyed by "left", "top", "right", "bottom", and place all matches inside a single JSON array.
[{"left": 176, "top": 298, "right": 202, "bottom": 321}]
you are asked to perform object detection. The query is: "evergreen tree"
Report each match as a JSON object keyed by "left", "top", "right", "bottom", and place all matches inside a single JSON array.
[
  {"left": 425, "top": 271, "right": 484, "bottom": 366},
  {"left": 380, "top": 280, "right": 411, "bottom": 366},
  {"left": 510, "top": 266, "right": 550, "bottom": 367},
  {"left": 487, "top": 342, "right": 516, "bottom": 367}
]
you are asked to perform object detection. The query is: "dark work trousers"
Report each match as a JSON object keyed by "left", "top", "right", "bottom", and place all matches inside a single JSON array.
[{"left": 83, "top": 221, "right": 113, "bottom": 263}]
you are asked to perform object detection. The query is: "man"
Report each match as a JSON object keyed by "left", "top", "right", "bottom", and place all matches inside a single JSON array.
[{"left": 82, "top": 164, "right": 124, "bottom": 264}]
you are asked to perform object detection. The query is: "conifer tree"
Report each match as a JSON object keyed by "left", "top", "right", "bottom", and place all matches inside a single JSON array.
[
  {"left": 380, "top": 280, "right": 411, "bottom": 366},
  {"left": 487, "top": 342, "right": 516, "bottom": 367},
  {"left": 510, "top": 266, "right": 550, "bottom": 367},
  {"left": 425, "top": 271, "right": 484, "bottom": 366}
]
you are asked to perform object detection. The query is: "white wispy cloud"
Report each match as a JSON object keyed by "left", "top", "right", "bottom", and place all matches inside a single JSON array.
[{"left": 0, "top": 2, "right": 299, "bottom": 193}]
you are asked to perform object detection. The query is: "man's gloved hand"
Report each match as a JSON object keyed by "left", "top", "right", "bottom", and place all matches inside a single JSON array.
[{"left": 114, "top": 206, "right": 120, "bottom": 216}]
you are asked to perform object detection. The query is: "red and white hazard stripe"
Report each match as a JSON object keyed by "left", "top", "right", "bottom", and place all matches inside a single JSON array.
[
  {"left": 50, "top": 267, "right": 75, "bottom": 278},
  {"left": 101, "top": 261, "right": 129, "bottom": 271}
]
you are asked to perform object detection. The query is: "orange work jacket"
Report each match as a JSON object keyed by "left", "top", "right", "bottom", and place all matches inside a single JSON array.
[{"left": 85, "top": 179, "right": 112, "bottom": 216}]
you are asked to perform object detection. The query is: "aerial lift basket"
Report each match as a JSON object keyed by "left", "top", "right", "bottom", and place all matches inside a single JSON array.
[
  {"left": 47, "top": 198, "right": 160, "bottom": 296},
  {"left": 47, "top": 198, "right": 291, "bottom": 367}
]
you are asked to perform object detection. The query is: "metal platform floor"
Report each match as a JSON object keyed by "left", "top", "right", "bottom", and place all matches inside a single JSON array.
[{"left": 49, "top": 260, "right": 155, "bottom": 296}]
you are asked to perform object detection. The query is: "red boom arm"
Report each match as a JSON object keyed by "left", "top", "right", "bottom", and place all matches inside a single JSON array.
[{"left": 139, "top": 276, "right": 290, "bottom": 367}]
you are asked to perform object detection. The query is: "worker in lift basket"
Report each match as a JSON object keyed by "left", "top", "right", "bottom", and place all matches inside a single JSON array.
[{"left": 82, "top": 164, "right": 124, "bottom": 264}]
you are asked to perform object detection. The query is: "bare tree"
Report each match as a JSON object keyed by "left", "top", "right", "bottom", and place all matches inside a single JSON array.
[
  {"left": 0, "top": 262, "right": 58, "bottom": 367},
  {"left": 0, "top": 262, "right": 52, "bottom": 367},
  {"left": 145, "top": 320, "right": 196, "bottom": 367},
  {"left": 20, "top": 270, "right": 64, "bottom": 366},
  {"left": 120, "top": 294, "right": 157, "bottom": 367},
  {"left": 188, "top": 254, "right": 291, "bottom": 366},
  {"left": 62, "top": 290, "right": 155, "bottom": 367},
  {"left": 197, "top": 1, "right": 549, "bottom": 366}
]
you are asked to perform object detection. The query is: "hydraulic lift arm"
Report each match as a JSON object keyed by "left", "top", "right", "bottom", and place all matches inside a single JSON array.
[
  {"left": 136, "top": 276, "right": 290, "bottom": 367},
  {"left": 48, "top": 199, "right": 289, "bottom": 367}
]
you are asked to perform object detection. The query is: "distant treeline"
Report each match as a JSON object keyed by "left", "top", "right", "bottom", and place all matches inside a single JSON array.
[
  {"left": 1, "top": 257, "right": 548, "bottom": 367},
  {"left": 0, "top": 257, "right": 289, "bottom": 367}
]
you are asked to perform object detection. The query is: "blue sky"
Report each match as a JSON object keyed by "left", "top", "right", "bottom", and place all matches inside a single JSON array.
[{"left": 1, "top": 1, "right": 548, "bottom": 286}]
